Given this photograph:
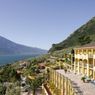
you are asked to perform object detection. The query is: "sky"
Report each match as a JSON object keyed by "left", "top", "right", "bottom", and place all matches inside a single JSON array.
[{"left": 0, "top": 0, "right": 95, "bottom": 50}]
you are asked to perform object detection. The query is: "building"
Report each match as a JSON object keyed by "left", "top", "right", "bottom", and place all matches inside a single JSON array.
[
  {"left": 42, "top": 43, "right": 95, "bottom": 95},
  {"left": 74, "top": 43, "right": 95, "bottom": 79}
]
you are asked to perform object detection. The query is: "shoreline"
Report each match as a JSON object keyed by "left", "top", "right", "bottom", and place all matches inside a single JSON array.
[{"left": 0, "top": 54, "right": 39, "bottom": 66}]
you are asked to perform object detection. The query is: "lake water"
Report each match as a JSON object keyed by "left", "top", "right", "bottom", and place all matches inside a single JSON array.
[{"left": 0, "top": 54, "right": 38, "bottom": 66}]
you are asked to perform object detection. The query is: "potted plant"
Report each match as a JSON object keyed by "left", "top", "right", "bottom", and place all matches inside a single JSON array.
[{"left": 81, "top": 76, "right": 86, "bottom": 83}]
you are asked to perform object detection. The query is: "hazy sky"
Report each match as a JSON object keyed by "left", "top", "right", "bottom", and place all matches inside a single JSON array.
[{"left": 0, "top": 0, "right": 95, "bottom": 50}]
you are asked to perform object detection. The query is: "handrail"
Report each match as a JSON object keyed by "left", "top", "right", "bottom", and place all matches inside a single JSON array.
[{"left": 43, "top": 84, "right": 52, "bottom": 95}]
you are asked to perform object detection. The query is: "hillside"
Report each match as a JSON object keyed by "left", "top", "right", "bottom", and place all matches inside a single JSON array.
[
  {"left": 0, "top": 36, "right": 47, "bottom": 55},
  {"left": 49, "top": 17, "right": 95, "bottom": 52}
]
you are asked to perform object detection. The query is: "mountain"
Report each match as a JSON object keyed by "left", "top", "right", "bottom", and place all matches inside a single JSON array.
[
  {"left": 0, "top": 36, "right": 47, "bottom": 55},
  {"left": 49, "top": 17, "right": 95, "bottom": 52}
]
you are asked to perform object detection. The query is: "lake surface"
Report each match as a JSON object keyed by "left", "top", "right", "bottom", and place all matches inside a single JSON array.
[{"left": 0, "top": 54, "right": 38, "bottom": 66}]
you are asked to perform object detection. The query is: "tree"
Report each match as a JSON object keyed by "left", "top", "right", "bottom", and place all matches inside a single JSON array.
[
  {"left": 0, "top": 82, "right": 6, "bottom": 95},
  {"left": 5, "top": 83, "right": 20, "bottom": 95},
  {"left": 0, "top": 64, "right": 20, "bottom": 82},
  {"left": 28, "top": 77, "right": 44, "bottom": 95}
]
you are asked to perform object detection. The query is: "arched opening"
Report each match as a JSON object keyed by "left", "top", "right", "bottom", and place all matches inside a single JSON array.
[
  {"left": 88, "top": 58, "right": 93, "bottom": 78},
  {"left": 75, "top": 58, "right": 78, "bottom": 63},
  {"left": 83, "top": 59, "right": 87, "bottom": 75},
  {"left": 79, "top": 59, "right": 82, "bottom": 73}
]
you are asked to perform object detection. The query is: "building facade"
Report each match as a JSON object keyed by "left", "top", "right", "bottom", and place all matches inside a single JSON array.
[{"left": 74, "top": 44, "right": 95, "bottom": 79}]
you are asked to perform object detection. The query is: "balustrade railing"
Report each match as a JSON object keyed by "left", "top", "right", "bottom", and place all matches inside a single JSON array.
[{"left": 43, "top": 68, "right": 82, "bottom": 95}]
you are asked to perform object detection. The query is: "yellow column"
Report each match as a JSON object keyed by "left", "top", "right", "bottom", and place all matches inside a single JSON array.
[
  {"left": 87, "top": 59, "right": 89, "bottom": 77},
  {"left": 57, "top": 72, "right": 59, "bottom": 89},
  {"left": 55, "top": 71, "right": 57, "bottom": 88},
  {"left": 62, "top": 75, "right": 64, "bottom": 95},
  {"left": 68, "top": 79, "right": 70, "bottom": 95},
  {"left": 66, "top": 77, "right": 68, "bottom": 95},
  {"left": 93, "top": 56, "right": 95, "bottom": 79},
  {"left": 78, "top": 60, "right": 80, "bottom": 74},
  {"left": 54, "top": 70, "right": 56, "bottom": 87},
  {"left": 74, "top": 50, "right": 76, "bottom": 73},
  {"left": 53, "top": 70, "right": 55, "bottom": 84},
  {"left": 60, "top": 74, "right": 62, "bottom": 95},
  {"left": 59, "top": 73, "right": 61, "bottom": 95},
  {"left": 74, "top": 61, "right": 76, "bottom": 73},
  {"left": 64, "top": 76, "right": 66, "bottom": 95},
  {"left": 51, "top": 69, "right": 53, "bottom": 83},
  {"left": 82, "top": 60, "right": 85, "bottom": 75},
  {"left": 81, "top": 49, "right": 83, "bottom": 74},
  {"left": 57, "top": 72, "right": 60, "bottom": 89},
  {"left": 92, "top": 49, "right": 95, "bottom": 79},
  {"left": 60, "top": 73, "right": 61, "bottom": 91}
]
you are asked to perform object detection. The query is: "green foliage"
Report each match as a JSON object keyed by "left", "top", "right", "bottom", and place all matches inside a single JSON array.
[
  {"left": 78, "top": 35, "right": 92, "bottom": 45},
  {"left": 28, "top": 76, "right": 44, "bottom": 89},
  {"left": 0, "top": 64, "right": 20, "bottom": 82},
  {"left": 81, "top": 77, "right": 86, "bottom": 82},
  {"left": 0, "top": 54, "right": 48, "bottom": 95},
  {"left": 0, "top": 82, "right": 6, "bottom": 95},
  {"left": 5, "top": 82, "right": 20, "bottom": 95},
  {"left": 49, "top": 17, "right": 95, "bottom": 52},
  {"left": 28, "top": 76, "right": 44, "bottom": 95}
]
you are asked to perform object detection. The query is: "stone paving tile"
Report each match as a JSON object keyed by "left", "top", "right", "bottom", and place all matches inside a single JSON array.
[{"left": 56, "top": 70, "right": 95, "bottom": 95}]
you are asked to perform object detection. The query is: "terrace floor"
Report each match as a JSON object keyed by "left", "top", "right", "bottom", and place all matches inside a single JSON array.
[{"left": 56, "top": 70, "right": 95, "bottom": 95}]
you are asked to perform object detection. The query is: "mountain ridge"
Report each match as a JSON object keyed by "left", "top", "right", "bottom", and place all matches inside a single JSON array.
[
  {"left": 0, "top": 36, "right": 47, "bottom": 55},
  {"left": 49, "top": 17, "right": 95, "bottom": 52}
]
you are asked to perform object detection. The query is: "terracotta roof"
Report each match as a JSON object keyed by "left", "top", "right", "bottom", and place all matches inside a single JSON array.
[{"left": 75, "top": 42, "right": 95, "bottom": 49}]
